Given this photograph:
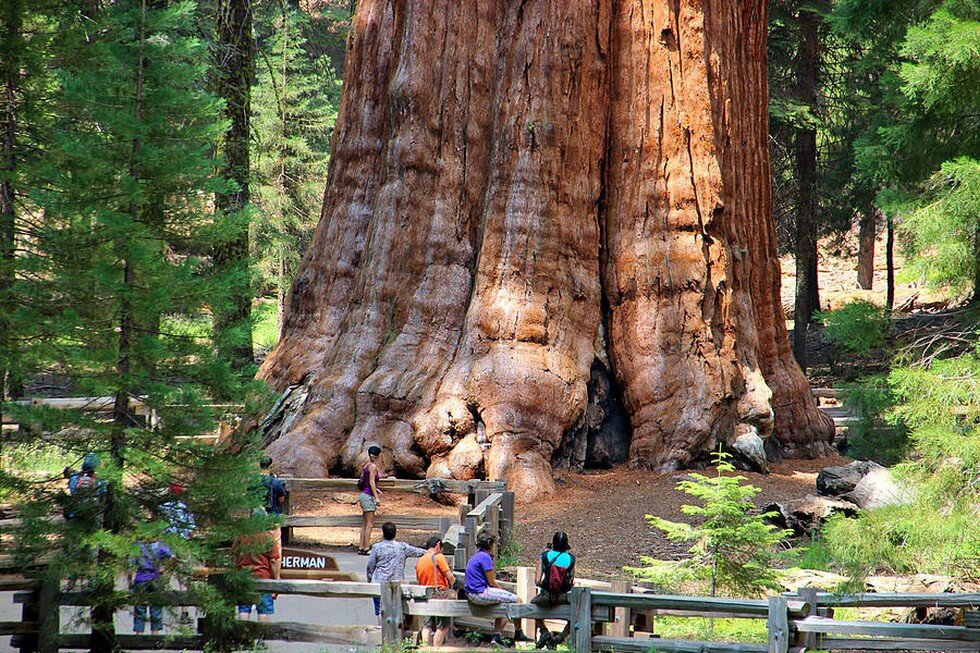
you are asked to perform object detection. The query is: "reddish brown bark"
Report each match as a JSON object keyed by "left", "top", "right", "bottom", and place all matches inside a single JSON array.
[
  {"left": 258, "top": 0, "right": 832, "bottom": 497},
  {"left": 857, "top": 211, "right": 876, "bottom": 290}
]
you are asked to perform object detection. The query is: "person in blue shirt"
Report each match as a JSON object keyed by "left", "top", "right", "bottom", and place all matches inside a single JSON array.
[
  {"left": 530, "top": 531, "right": 576, "bottom": 649},
  {"left": 258, "top": 455, "right": 286, "bottom": 514},
  {"left": 160, "top": 483, "right": 196, "bottom": 625},
  {"left": 464, "top": 531, "right": 530, "bottom": 648},
  {"left": 128, "top": 539, "right": 174, "bottom": 635}
]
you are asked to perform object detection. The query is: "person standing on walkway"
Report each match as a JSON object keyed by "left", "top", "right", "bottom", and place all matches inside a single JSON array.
[
  {"left": 160, "top": 483, "right": 196, "bottom": 625},
  {"left": 415, "top": 536, "right": 457, "bottom": 647},
  {"left": 259, "top": 455, "right": 287, "bottom": 514},
  {"left": 234, "top": 508, "right": 282, "bottom": 621},
  {"left": 129, "top": 538, "right": 174, "bottom": 635},
  {"left": 366, "top": 522, "right": 425, "bottom": 618},
  {"left": 464, "top": 531, "right": 531, "bottom": 648},
  {"left": 358, "top": 445, "right": 383, "bottom": 555}
]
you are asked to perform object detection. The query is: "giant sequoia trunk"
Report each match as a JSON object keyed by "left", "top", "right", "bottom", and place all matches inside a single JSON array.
[{"left": 258, "top": 0, "right": 833, "bottom": 497}]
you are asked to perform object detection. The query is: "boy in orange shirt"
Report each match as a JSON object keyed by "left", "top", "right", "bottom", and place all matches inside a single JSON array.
[
  {"left": 234, "top": 509, "right": 282, "bottom": 621},
  {"left": 414, "top": 536, "right": 456, "bottom": 647}
]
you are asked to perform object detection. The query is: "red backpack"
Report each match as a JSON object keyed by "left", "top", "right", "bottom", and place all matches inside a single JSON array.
[{"left": 542, "top": 551, "right": 572, "bottom": 594}]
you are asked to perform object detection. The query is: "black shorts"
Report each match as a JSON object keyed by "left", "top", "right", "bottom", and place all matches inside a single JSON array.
[
  {"left": 424, "top": 615, "right": 450, "bottom": 629},
  {"left": 531, "top": 591, "right": 570, "bottom": 607}
]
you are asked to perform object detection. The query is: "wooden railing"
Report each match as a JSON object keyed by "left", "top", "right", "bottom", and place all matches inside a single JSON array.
[
  {"left": 4, "top": 556, "right": 979, "bottom": 653},
  {"left": 278, "top": 476, "right": 513, "bottom": 552}
]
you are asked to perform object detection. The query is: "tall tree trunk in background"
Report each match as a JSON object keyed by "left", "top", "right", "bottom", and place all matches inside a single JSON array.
[
  {"left": 258, "top": 0, "right": 832, "bottom": 497},
  {"left": 0, "top": 0, "right": 21, "bottom": 447},
  {"left": 886, "top": 214, "right": 895, "bottom": 311},
  {"left": 857, "top": 210, "right": 876, "bottom": 290},
  {"left": 791, "top": 7, "right": 820, "bottom": 369},
  {"left": 973, "top": 223, "right": 980, "bottom": 304},
  {"left": 213, "top": 0, "right": 254, "bottom": 374}
]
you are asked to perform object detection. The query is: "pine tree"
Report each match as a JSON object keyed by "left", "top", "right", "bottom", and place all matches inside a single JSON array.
[
  {"left": 252, "top": 4, "right": 337, "bottom": 339},
  {"left": 6, "top": 0, "right": 268, "bottom": 648},
  {"left": 628, "top": 451, "right": 792, "bottom": 598}
]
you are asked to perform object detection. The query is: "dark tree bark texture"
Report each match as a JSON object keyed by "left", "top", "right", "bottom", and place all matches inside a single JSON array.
[
  {"left": 0, "top": 0, "right": 21, "bottom": 429},
  {"left": 258, "top": 0, "right": 833, "bottom": 498},
  {"left": 213, "top": 0, "right": 255, "bottom": 373},
  {"left": 790, "top": 6, "right": 819, "bottom": 370}
]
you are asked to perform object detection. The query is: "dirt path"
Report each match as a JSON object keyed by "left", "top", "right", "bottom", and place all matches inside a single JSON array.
[{"left": 289, "top": 453, "right": 851, "bottom": 581}]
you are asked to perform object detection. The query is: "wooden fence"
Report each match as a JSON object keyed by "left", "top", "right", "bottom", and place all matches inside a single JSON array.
[
  {"left": 4, "top": 564, "right": 979, "bottom": 652},
  {"left": 278, "top": 476, "right": 514, "bottom": 556}
]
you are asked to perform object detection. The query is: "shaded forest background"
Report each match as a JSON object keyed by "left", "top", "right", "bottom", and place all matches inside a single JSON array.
[
  {"left": 1, "top": 0, "right": 976, "bottom": 393},
  {"left": 0, "top": 0, "right": 977, "bottom": 589}
]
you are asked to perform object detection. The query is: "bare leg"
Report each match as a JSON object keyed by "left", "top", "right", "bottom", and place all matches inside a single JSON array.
[
  {"left": 421, "top": 626, "right": 433, "bottom": 646},
  {"left": 493, "top": 617, "right": 506, "bottom": 636},
  {"left": 434, "top": 626, "right": 448, "bottom": 647},
  {"left": 360, "top": 510, "right": 375, "bottom": 550}
]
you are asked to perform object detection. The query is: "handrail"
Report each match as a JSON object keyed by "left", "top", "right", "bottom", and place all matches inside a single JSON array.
[
  {"left": 252, "top": 579, "right": 432, "bottom": 600},
  {"left": 466, "top": 492, "right": 503, "bottom": 520},
  {"left": 281, "top": 477, "right": 506, "bottom": 495},
  {"left": 591, "top": 590, "right": 809, "bottom": 618},
  {"left": 802, "top": 591, "right": 980, "bottom": 608}
]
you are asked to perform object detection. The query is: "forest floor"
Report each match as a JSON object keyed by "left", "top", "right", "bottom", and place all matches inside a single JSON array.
[{"left": 289, "top": 452, "right": 850, "bottom": 581}]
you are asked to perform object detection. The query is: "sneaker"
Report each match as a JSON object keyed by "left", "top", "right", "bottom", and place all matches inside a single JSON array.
[{"left": 490, "top": 634, "right": 508, "bottom": 648}]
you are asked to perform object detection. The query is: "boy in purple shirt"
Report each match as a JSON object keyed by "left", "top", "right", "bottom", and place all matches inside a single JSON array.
[
  {"left": 128, "top": 540, "right": 173, "bottom": 635},
  {"left": 464, "top": 532, "right": 529, "bottom": 647}
]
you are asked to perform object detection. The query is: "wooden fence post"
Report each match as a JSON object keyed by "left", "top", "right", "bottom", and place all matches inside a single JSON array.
[
  {"left": 454, "top": 530, "right": 470, "bottom": 571},
  {"left": 767, "top": 595, "right": 789, "bottom": 653},
  {"left": 464, "top": 515, "right": 478, "bottom": 561},
  {"left": 517, "top": 567, "right": 537, "bottom": 639},
  {"left": 380, "top": 581, "right": 404, "bottom": 647},
  {"left": 487, "top": 502, "right": 499, "bottom": 543},
  {"left": 500, "top": 491, "right": 515, "bottom": 546},
  {"left": 36, "top": 573, "right": 59, "bottom": 653},
  {"left": 797, "top": 587, "right": 818, "bottom": 650},
  {"left": 571, "top": 586, "right": 592, "bottom": 652},
  {"left": 609, "top": 579, "right": 631, "bottom": 638}
]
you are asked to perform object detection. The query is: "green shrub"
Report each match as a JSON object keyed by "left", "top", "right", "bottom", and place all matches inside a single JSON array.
[
  {"left": 816, "top": 301, "right": 890, "bottom": 356},
  {"left": 822, "top": 343, "right": 980, "bottom": 582},
  {"left": 842, "top": 378, "right": 909, "bottom": 465},
  {"left": 627, "top": 451, "right": 792, "bottom": 597}
]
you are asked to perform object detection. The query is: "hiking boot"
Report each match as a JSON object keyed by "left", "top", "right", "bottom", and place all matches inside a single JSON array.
[
  {"left": 512, "top": 629, "right": 532, "bottom": 643},
  {"left": 535, "top": 631, "right": 553, "bottom": 649}
]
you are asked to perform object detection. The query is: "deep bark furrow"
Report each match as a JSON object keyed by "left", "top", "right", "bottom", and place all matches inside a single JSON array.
[{"left": 259, "top": 0, "right": 833, "bottom": 496}]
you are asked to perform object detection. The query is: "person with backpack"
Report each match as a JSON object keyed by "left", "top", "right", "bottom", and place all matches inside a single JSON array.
[
  {"left": 530, "top": 531, "right": 576, "bottom": 649},
  {"left": 464, "top": 531, "right": 531, "bottom": 648},
  {"left": 160, "top": 483, "right": 196, "bottom": 625},
  {"left": 258, "top": 455, "right": 286, "bottom": 514},
  {"left": 65, "top": 454, "right": 106, "bottom": 526},
  {"left": 414, "top": 536, "right": 457, "bottom": 647},
  {"left": 234, "top": 507, "right": 282, "bottom": 621},
  {"left": 128, "top": 536, "right": 174, "bottom": 635},
  {"left": 357, "top": 445, "right": 383, "bottom": 555}
]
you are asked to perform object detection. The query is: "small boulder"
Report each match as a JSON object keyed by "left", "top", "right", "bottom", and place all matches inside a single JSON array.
[
  {"left": 792, "top": 494, "right": 860, "bottom": 532},
  {"left": 844, "top": 467, "right": 912, "bottom": 509},
  {"left": 764, "top": 495, "right": 859, "bottom": 536},
  {"left": 730, "top": 426, "right": 768, "bottom": 473},
  {"left": 816, "top": 460, "right": 883, "bottom": 496}
]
